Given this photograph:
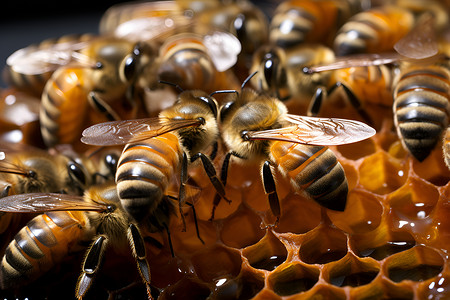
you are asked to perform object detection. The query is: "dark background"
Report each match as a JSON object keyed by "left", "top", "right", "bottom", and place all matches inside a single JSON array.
[{"left": 0, "top": 1, "right": 125, "bottom": 88}]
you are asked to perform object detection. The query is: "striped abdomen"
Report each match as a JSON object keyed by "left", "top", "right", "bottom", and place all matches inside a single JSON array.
[
  {"left": 4, "top": 34, "right": 95, "bottom": 97},
  {"left": 393, "top": 64, "right": 450, "bottom": 161},
  {"left": 333, "top": 64, "right": 394, "bottom": 106},
  {"left": 116, "top": 132, "right": 183, "bottom": 221},
  {"left": 40, "top": 66, "right": 90, "bottom": 148},
  {"left": 157, "top": 35, "right": 226, "bottom": 92},
  {"left": 0, "top": 211, "right": 91, "bottom": 289},
  {"left": 270, "top": 141, "right": 347, "bottom": 211},
  {"left": 333, "top": 5, "right": 414, "bottom": 56},
  {"left": 270, "top": 0, "right": 359, "bottom": 48}
]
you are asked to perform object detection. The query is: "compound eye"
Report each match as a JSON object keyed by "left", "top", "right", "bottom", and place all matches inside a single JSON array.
[
  {"left": 199, "top": 96, "right": 218, "bottom": 118},
  {"left": 263, "top": 52, "right": 279, "bottom": 88},
  {"left": 123, "top": 55, "right": 137, "bottom": 82},
  {"left": 104, "top": 153, "right": 119, "bottom": 176},
  {"left": 68, "top": 161, "right": 87, "bottom": 187},
  {"left": 219, "top": 101, "right": 235, "bottom": 123}
]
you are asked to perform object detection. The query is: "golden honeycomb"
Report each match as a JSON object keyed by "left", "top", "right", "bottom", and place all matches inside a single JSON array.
[{"left": 2, "top": 1, "right": 450, "bottom": 300}]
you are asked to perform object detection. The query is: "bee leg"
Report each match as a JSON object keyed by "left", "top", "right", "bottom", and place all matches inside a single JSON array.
[
  {"left": 178, "top": 152, "right": 189, "bottom": 231},
  {"left": 185, "top": 202, "right": 205, "bottom": 244},
  {"left": 209, "top": 151, "right": 243, "bottom": 221},
  {"left": 87, "top": 91, "right": 121, "bottom": 121},
  {"left": 163, "top": 222, "right": 175, "bottom": 258},
  {"left": 209, "top": 141, "right": 218, "bottom": 161},
  {"left": 76, "top": 235, "right": 108, "bottom": 299},
  {"left": 190, "top": 152, "right": 230, "bottom": 203},
  {"left": 335, "top": 82, "right": 375, "bottom": 126},
  {"left": 262, "top": 161, "right": 280, "bottom": 226},
  {"left": 127, "top": 224, "right": 153, "bottom": 300},
  {"left": 307, "top": 87, "right": 327, "bottom": 117}
]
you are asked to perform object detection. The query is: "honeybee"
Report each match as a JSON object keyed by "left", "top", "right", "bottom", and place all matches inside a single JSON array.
[
  {"left": 100, "top": 0, "right": 267, "bottom": 68},
  {"left": 81, "top": 87, "right": 227, "bottom": 229},
  {"left": 333, "top": 0, "right": 448, "bottom": 56},
  {"left": 0, "top": 182, "right": 159, "bottom": 299},
  {"left": 392, "top": 61, "right": 450, "bottom": 162},
  {"left": 38, "top": 36, "right": 156, "bottom": 150},
  {"left": 269, "top": 0, "right": 363, "bottom": 49},
  {"left": 3, "top": 34, "right": 96, "bottom": 97},
  {"left": 215, "top": 78, "right": 376, "bottom": 223}
]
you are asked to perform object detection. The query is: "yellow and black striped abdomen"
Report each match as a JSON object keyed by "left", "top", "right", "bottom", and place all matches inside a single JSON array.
[
  {"left": 116, "top": 132, "right": 183, "bottom": 221},
  {"left": 40, "top": 67, "right": 90, "bottom": 148},
  {"left": 0, "top": 211, "right": 90, "bottom": 289},
  {"left": 393, "top": 65, "right": 450, "bottom": 161},
  {"left": 270, "top": 141, "right": 348, "bottom": 211},
  {"left": 333, "top": 5, "right": 414, "bottom": 56}
]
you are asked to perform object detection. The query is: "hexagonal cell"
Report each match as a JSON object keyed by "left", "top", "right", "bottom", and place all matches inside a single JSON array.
[
  {"left": 328, "top": 189, "right": 384, "bottom": 235},
  {"left": 210, "top": 269, "right": 265, "bottom": 300},
  {"left": 351, "top": 225, "right": 416, "bottom": 262},
  {"left": 299, "top": 225, "right": 348, "bottom": 265},
  {"left": 220, "top": 206, "right": 265, "bottom": 249},
  {"left": 341, "top": 161, "right": 359, "bottom": 191},
  {"left": 242, "top": 230, "right": 287, "bottom": 271},
  {"left": 411, "top": 147, "right": 450, "bottom": 186},
  {"left": 336, "top": 138, "right": 377, "bottom": 160},
  {"left": 359, "top": 151, "right": 408, "bottom": 194},
  {"left": 324, "top": 255, "right": 380, "bottom": 288},
  {"left": 190, "top": 245, "right": 242, "bottom": 283},
  {"left": 268, "top": 262, "right": 320, "bottom": 296},
  {"left": 384, "top": 245, "right": 444, "bottom": 283},
  {"left": 388, "top": 177, "right": 439, "bottom": 221},
  {"left": 274, "top": 193, "right": 322, "bottom": 235}
]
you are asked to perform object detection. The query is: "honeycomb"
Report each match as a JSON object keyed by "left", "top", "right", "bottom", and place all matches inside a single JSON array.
[{"left": 2, "top": 1, "right": 450, "bottom": 300}]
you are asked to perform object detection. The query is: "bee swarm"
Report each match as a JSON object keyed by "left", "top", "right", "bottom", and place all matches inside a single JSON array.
[{"left": 2, "top": 0, "right": 450, "bottom": 299}]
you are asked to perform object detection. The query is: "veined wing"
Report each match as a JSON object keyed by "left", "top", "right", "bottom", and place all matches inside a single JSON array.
[
  {"left": 7, "top": 40, "right": 93, "bottom": 75},
  {"left": 81, "top": 117, "right": 203, "bottom": 146},
  {"left": 245, "top": 114, "right": 376, "bottom": 145},
  {"left": 0, "top": 193, "right": 108, "bottom": 213}
]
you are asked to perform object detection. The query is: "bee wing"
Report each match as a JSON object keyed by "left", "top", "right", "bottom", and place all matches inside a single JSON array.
[
  {"left": 393, "top": 13, "right": 438, "bottom": 60},
  {"left": 246, "top": 114, "right": 376, "bottom": 145},
  {"left": 113, "top": 14, "right": 193, "bottom": 42},
  {"left": 81, "top": 117, "right": 202, "bottom": 146},
  {"left": 304, "top": 14, "right": 438, "bottom": 74},
  {"left": 203, "top": 31, "right": 241, "bottom": 72},
  {"left": 6, "top": 40, "right": 92, "bottom": 75},
  {"left": 303, "top": 52, "right": 403, "bottom": 74},
  {"left": 0, "top": 193, "right": 107, "bottom": 213}
]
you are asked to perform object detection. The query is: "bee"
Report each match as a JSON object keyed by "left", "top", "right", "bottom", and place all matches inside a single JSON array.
[
  {"left": 38, "top": 36, "right": 156, "bottom": 150},
  {"left": 81, "top": 87, "right": 227, "bottom": 228},
  {"left": 0, "top": 182, "right": 158, "bottom": 299},
  {"left": 269, "top": 0, "right": 363, "bottom": 49},
  {"left": 443, "top": 128, "right": 450, "bottom": 170},
  {"left": 333, "top": 0, "right": 448, "bottom": 56},
  {"left": 99, "top": 0, "right": 259, "bottom": 81},
  {"left": 214, "top": 76, "right": 376, "bottom": 223},
  {"left": 392, "top": 61, "right": 450, "bottom": 162},
  {"left": 0, "top": 143, "right": 97, "bottom": 199},
  {"left": 3, "top": 34, "right": 95, "bottom": 97}
]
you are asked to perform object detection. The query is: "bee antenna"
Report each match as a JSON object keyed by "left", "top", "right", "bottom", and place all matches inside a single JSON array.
[
  {"left": 241, "top": 71, "right": 258, "bottom": 89},
  {"left": 209, "top": 90, "right": 239, "bottom": 98},
  {"left": 158, "top": 80, "right": 184, "bottom": 93}
]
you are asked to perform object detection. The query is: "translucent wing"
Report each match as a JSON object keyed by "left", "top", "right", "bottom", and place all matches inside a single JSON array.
[
  {"left": 0, "top": 193, "right": 108, "bottom": 213},
  {"left": 304, "top": 14, "right": 438, "bottom": 74},
  {"left": 81, "top": 117, "right": 203, "bottom": 146},
  {"left": 303, "top": 52, "right": 403, "bottom": 74},
  {"left": 245, "top": 114, "right": 376, "bottom": 145},
  {"left": 203, "top": 31, "right": 241, "bottom": 72},
  {"left": 394, "top": 13, "right": 438, "bottom": 60},
  {"left": 113, "top": 14, "right": 193, "bottom": 42},
  {"left": 6, "top": 40, "right": 93, "bottom": 75}
]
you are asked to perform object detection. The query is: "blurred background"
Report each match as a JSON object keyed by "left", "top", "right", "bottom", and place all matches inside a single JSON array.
[{"left": 0, "top": 0, "right": 125, "bottom": 87}]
